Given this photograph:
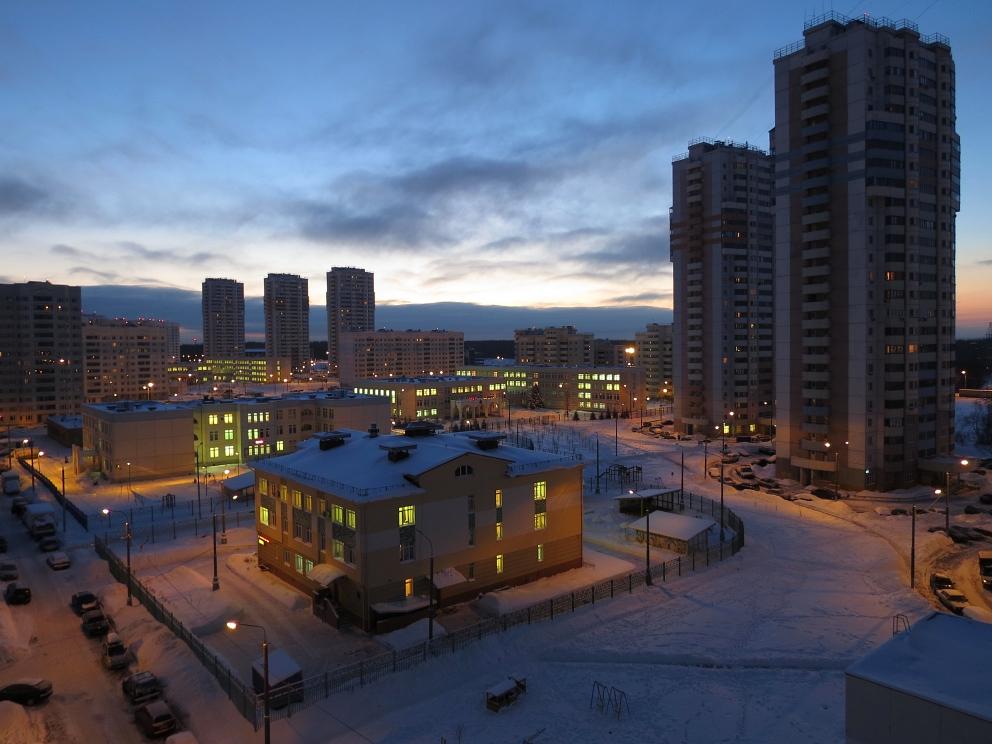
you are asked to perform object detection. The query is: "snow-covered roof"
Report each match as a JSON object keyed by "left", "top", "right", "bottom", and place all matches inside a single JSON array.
[
  {"left": 432, "top": 567, "right": 467, "bottom": 589},
  {"left": 371, "top": 596, "right": 430, "bottom": 615},
  {"left": 846, "top": 612, "right": 992, "bottom": 722},
  {"left": 250, "top": 429, "right": 582, "bottom": 502},
  {"left": 614, "top": 488, "right": 680, "bottom": 501},
  {"left": 222, "top": 472, "right": 255, "bottom": 492},
  {"left": 307, "top": 564, "right": 346, "bottom": 586},
  {"left": 486, "top": 678, "right": 520, "bottom": 697},
  {"left": 627, "top": 511, "right": 716, "bottom": 541},
  {"left": 252, "top": 649, "right": 301, "bottom": 686}
]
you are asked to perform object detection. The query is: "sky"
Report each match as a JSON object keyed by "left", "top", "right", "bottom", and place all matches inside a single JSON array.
[{"left": 1, "top": 0, "right": 990, "bottom": 339}]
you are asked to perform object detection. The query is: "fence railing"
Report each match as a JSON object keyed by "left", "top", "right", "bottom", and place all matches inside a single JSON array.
[
  {"left": 94, "top": 491, "right": 743, "bottom": 730},
  {"left": 18, "top": 457, "right": 89, "bottom": 530},
  {"left": 95, "top": 494, "right": 255, "bottom": 532},
  {"left": 100, "top": 508, "right": 258, "bottom": 546}
]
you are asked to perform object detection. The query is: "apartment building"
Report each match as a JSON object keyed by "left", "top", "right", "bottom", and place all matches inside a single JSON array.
[
  {"left": 773, "top": 13, "right": 959, "bottom": 490},
  {"left": 326, "top": 268, "right": 375, "bottom": 376},
  {"left": 671, "top": 139, "right": 775, "bottom": 437},
  {"left": 202, "top": 278, "right": 245, "bottom": 358},
  {"left": 82, "top": 390, "right": 391, "bottom": 481},
  {"left": 593, "top": 339, "right": 636, "bottom": 367},
  {"left": 83, "top": 315, "right": 170, "bottom": 402},
  {"left": 0, "top": 281, "right": 84, "bottom": 426},
  {"left": 338, "top": 330, "right": 464, "bottom": 385},
  {"left": 351, "top": 376, "right": 506, "bottom": 423},
  {"left": 252, "top": 428, "right": 584, "bottom": 631},
  {"left": 131, "top": 319, "right": 180, "bottom": 362},
  {"left": 514, "top": 327, "right": 593, "bottom": 366},
  {"left": 264, "top": 274, "right": 310, "bottom": 372},
  {"left": 634, "top": 323, "right": 674, "bottom": 401}
]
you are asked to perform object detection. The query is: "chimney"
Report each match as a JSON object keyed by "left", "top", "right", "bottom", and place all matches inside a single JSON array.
[{"left": 368, "top": 422, "right": 379, "bottom": 438}]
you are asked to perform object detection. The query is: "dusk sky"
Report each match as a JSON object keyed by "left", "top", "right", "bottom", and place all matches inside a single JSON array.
[{"left": 2, "top": 0, "right": 990, "bottom": 337}]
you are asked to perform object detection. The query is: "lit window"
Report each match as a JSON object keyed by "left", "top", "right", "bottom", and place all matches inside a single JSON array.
[
  {"left": 224, "top": 429, "right": 234, "bottom": 440},
  {"left": 495, "top": 489, "right": 502, "bottom": 507},
  {"left": 346, "top": 509, "right": 356, "bottom": 529},
  {"left": 333, "top": 505, "right": 343, "bottom": 524},
  {"left": 398, "top": 505, "right": 416, "bottom": 526},
  {"left": 496, "top": 554, "right": 504, "bottom": 574},
  {"left": 259, "top": 478, "right": 268, "bottom": 495},
  {"left": 259, "top": 506, "right": 270, "bottom": 525},
  {"left": 534, "top": 481, "right": 546, "bottom": 500},
  {"left": 293, "top": 490, "right": 302, "bottom": 508},
  {"left": 304, "top": 494, "right": 312, "bottom": 511},
  {"left": 294, "top": 553, "right": 304, "bottom": 573},
  {"left": 276, "top": 440, "right": 284, "bottom": 451},
  {"left": 208, "top": 446, "right": 219, "bottom": 458},
  {"left": 404, "top": 578, "right": 413, "bottom": 597},
  {"left": 224, "top": 445, "right": 235, "bottom": 457},
  {"left": 224, "top": 413, "right": 234, "bottom": 424},
  {"left": 534, "top": 513, "right": 547, "bottom": 530},
  {"left": 537, "top": 544, "right": 544, "bottom": 562},
  {"left": 333, "top": 539, "right": 344, "bottom": 560},
  {"left": 318, "top": 498, "right": 325, "bottom": 514},
  {"left": 208, "top": 414, "right": 218, "bottom": 425},
  {"left": 279, "top": 485, "right": 288, "bottom": 501},
  {"left": 305, "top": 559, "right": 314, "bottom": 574},
  {"left": 496, "top": 522, "right": 502, "bottom": 541}
]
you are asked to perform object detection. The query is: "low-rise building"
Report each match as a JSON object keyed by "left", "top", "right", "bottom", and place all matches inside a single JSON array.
[
  {"left": 351, "top": 376, "right": 505, "bottom": 424},
  {"left": 251, "top": 428, "right": 585, "bottom": 632}
]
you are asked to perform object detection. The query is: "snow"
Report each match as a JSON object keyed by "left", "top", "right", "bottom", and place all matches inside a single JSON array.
[
  {"left": 380, "top": 618, "right": 448, "bottom": 650},
  {"left": 847, "top": 612, "right": 992, "bottom": 722},
  {"left": 485, "top": 677, "right": 519, "bottom": 697},
  {"left": 372, "top": 596, "right": 431, "bottom": 614},
  {"left": 0, "top": 701, "right": 42, "bottom": 744},
  {"left": 129, "top": 527, "right": 256, "bottom": 572},
  {"left": 306, "top": 562, "right": 346, "bottom": 586},
  {"left": 222, "top": 472, "right": 256, "bottom": 491},
  {"left": 252, "top": 648, "right": 301, "bottom": 686},
  {"left": 963, "top": 605, "right": 992, "bottom": 623},
  {"left": 627, "top": 511, "right": 717, "bottom": 541},
  {"left": 476, "top": 548, "right": 635, "bottom": 617},
  {"left": 225, "top": 552, "right": 311, "bottom": 612},
  {"left": 165, "top": 733, "right": 200, "bottom": 744},
  {"left": 431, "top": 567, "right": 467, "bottom": 589},
  {"left": 140, "top": 565, "right": 244, "bottom": 635}
]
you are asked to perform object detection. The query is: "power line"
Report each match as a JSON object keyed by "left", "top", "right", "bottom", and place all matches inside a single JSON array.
[
  {"left": 916, "top": 0, "right": 939, "bottom": 20},
  {"left": 714, "top": 76, "right": 774, "bottom": 140}
]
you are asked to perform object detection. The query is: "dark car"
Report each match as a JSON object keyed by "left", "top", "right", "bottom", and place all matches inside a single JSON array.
[
  {"left": 930, "top": 573, "right": 955, "bottom": 593},
  {"left": 10, "top": 497, "right": 27, "bottom": 516},
  {"left": 134, "top": 700, "right": 177, "bottom": 738},
  {"left": 0, "top": 561, "right": 17, "bottom": 581},
  {"left": 980, "top": 494, "right": 992, "bottom": 505},
  {"left": 38, "top": 537, "right": 59, "bottom": 552},
  {"left": 71, "top": 591, "right": 100, "bottom": 615},
  {"left": 0, "top": 678, "right": 53, "bottom": 706},
  {"left": 122, "top": 671, "right": 160, "bottom": 704},
  {"left": 0, "top": 536, "right": 7, "bottom": 553},
  {"left": 5, "top": 583, "right": 30, "bottom": 605},
  {"left": 81, "top": 609, "right": 111, "bottom": 636}
]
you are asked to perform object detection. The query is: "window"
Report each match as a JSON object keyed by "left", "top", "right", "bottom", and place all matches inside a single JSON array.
[
  {"left": 276, "top": 440, "right": 284, "bottom": 451},
  {"left": 295, "top": 553, "right": 304, "bottom": 574},
  {"left": 495, "top": 489, "right": 502, "bottom": 508},
  {"left": 209, "top": 431, "right": 218, "bottom": 441},
  {"left": 468, "top": 562, "right": 475, "bottom": 580},
  {"left": 224, "top": 445, "right": 235, "bottom": 457},
  {"left": 293, "top": 490, "right": 302, "bottom": 508},
  {"left": 283, "top": 549, "right": 290, "bottom": 564},
  {"left": 259, "top": 506, "right": 270, "bottom": 525},
  {"left": 333, "top": 505, "right": 343, "bottom": 524},
  {"left": 333, "top": 539, "right": 344, "bottom": 560},
  {"left": 208, "top": 414, "right": 218, "bottom": 425},
  {"left": 208, "top": 446, "right": 219, "bottom": 458},
  {"left": 304, "top": 494, "right": 312, "bottom": 511},
  {"left": 400, "top": 543, "right": 415, "bottom": 562},
  {"left": 455, "top": 464, "right": 474, "bottom": 477},
  {"left": 398, "top": 505, "right": 416, "bottom": 527},
  {"left": 318, "top": 498, "right": 325, "bottom": 514},
  {"left": 496, "top": 554, "right": 504, "bottom": 574},
  {"left": 318, "top": 517, "right": 326, "bottom": 551},
  {"left": 224, "top": 429, "right": 234, "bottom": 440},
  {"left": 279, "top": 485, "right": 288, "bottom": 501},
  {"left": 259, "top": 478, "right": 268, "bottom": 495},
  {"left": 534, "top": 480, "right": 547, "bottom": 530},
  {"left": 534, "top": 481, "right": 547, "bottom": 500},
  {"left": 404, "top": 578, "right": 413, "bottom": 597},
  {"left": 537, "top": 544, "right": 544, "bottom": 562},
  {"left": 305, "top": 559, "right": 314, "bottom": 575},
  {"left": 534, "top": 512, "right": 547, "bottom": 530},
  {"left": 346, "top": 509, "right": 356, "bottom": 529},
  {"left": 496, "top": 522, "right": 502, "bottom": 541}
]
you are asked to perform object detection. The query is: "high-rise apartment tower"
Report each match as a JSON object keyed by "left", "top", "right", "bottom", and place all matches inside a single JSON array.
[
  {"left": 670, "top": 140, "right": 775, "bottom": 437},
  {"left": 326, "top": 268, "right": 375, "bottom": 376},
  {"left": 202, "top": 278, "right": 245, "bottom": 358},
  {"left": 773, "top": 13, "right": 958, "bottom": 491},
  {"left": 264, "top": 274, "right": 310, "bottom": 372}
]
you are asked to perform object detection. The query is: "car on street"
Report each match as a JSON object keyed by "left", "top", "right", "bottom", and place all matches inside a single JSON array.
[
  {"left": 71, "top": 591, "right": 100, "bottom": 614},
  {"left": 0, "top": 561, "right": 17, "bottom": 581},
  {"left": 82, "top": 608, "right": 111, "bottom": 636},
  {"left": 757, "top": 446, "right": 776, "bottom": 456},
  {"left": 0, "top": 678, "right": 53, "bottom": 706},
  {"left": 937, "top": 588, "right": 969, "bottom": 615},
  {"left": 980, "top": 493, "right": 992, "bottom": 505},
  {"left": 930, "top": 573, "right": 955, "bottom": 593},
  {"left": 46, "top": 552, "right": 70, "bottom": 571},
  {"left": 10, "top": 496, "right": 27, "bottom": 516},
  {"left": 5, "top": 583, "right": 31, "bottom": 605},
  {"left": 39, "top": 536, "right": 59, "bottom": 552},
  {"left": 737, "top": 465, "right": 755, "bottom": 479},
  {"left": 134, "top": 700, "right": 178, "bottom": 737},
  {"left": 102, "top": 632, "right": 129, "bottom": 670},
  {"left": 122, "top": 671, "right": 160, "bottom": 704}
]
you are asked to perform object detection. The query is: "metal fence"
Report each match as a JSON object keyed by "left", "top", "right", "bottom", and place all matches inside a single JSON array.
[
  {"left": 94, "top": 491, "right": 743, "bottom": 730},
  {"left": 18, "top": 456, "right": 89, "bottom": 530},
  {"left": 95, "top": 494, "right": 255, "bottom": 533},
  {"left": 100, "top": 508, "right": 258, "bottom": 546}
]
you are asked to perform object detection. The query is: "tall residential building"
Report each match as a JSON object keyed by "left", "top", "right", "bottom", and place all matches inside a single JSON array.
[
  {"left": 202, "top": 278, "right": 245, "bottom": 358},
  {"left": 264, "top": 274, "right": 310, "bottom": 372},
  {"left": 0, "top": 281, "right": 83, "bottom": 425},
  {"left": 514, "top": 327, "right": 593, "bottom": 366},
  {"left": 326, "top": 267, "right": 375, "bottom": 376},
  {"left": 634, "top": 323, "right": 674, "bottom": 401},
  {"left": 82, "top": 315, "right": 170, "bottom": 402},
  {"left": 773, "top": 14, "right": 958, "bottom": 491},
  {"left": 338, "top": 330, "right": 464, "bottom": 385},
  {"left": 670, "top": 139, "right": 775, "bottom": 437},
  {"left": 593, "top": 339, "right": 636, "bottom": 367},
  {"left": 134, "top": 318, "right": 180, "bottom": 362}
]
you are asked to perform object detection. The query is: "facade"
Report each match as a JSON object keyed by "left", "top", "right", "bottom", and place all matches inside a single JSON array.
[
  {"left": 671, "top": 139, "right": 775, "bottom": 437},
  {"left": 514, "top": 327, "right": 593, "bottom": 366},
  {"left": 128, "top": 319, "right": 180, "bottom": 362},
  {"left": 338, "top": 330, "right": 464, "bottom": 385},
  {"left": 83, "top": 315, "right": 170, "bottom": 403},
  {"left": 0, "top": 281, "right": 84, "bottom": 426},
  {"left": 351, "top": 376, "right": 506, "bottom": 423},
  {"left": 264, "top": 274, "right": 310, "bottom": 372},
  {"left": 593, "top": 339, "right": 636, "bottom": 368},
  {"left": 326, "top": 268, "right": 375, "bottom": 377},
  {"left": 252, "top": 429, "right": 585, "bottom": 631},
  {"left": 457, "top": 364, "right": 646, "bottom": 414},
  {"left": 83, "top": 391, "right": 391, "bottom": 481},
  {"left": 202, "top": 278, "right": 245, "bottom": 358},
  {"left": 773, "top": 14, "right": 958, "bottom": 490},
  {"left": 634, "top": 323, "right": 674, "bottom": 401},
  {"left": 193, "top": 358, "right": 292, "bottom": 386}
]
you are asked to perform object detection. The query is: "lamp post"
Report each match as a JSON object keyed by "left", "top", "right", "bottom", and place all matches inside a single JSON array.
[
  {"left": 226, "top": 621, "right": 269, "bottom": 744},
  {"left": 910, "top": 504, "right": 917, "bottom": 589},
  {"left": 126, "top": 520, "right": 133, "bottom": 606},
  {"left": 645, "top": 507, "right": 652, "bottom": 586},
  {"left": 416, "top": 528, "right": 435, "bottom": 640},
  {"left": 127, "top": 461, "right": 132, "bottom": 501},
  {"left": 221, "top": 469, "right": 230, "bottom": 544},
  {"left": 28, "top": 440, "right": 35, "bottom": 492},
  {"left": 719, "top": 411, "right": 733, "bottom": 541},
  {"left": 595, "top": 434, "right": 601, "bottom": 494},
  {"left": 211, "top": 513, "right": 220, "bottom": 591},
  {"left": 61, "top": 465, "right": 66, "bottom": 533},
  {"left": 195, "top": 446, "right": 203, "bottom": 519},
  {"left": 957, "top": 459, "right": 969, "bottom": 499},
  {"left": 936, "top": 488, "right": 946, "bottom": 534}
]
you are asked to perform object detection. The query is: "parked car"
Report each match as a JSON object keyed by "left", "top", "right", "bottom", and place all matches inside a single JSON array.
[
  {"left": 0, "top": 678, "right": 53, "bottom": 706},
  {"left": 122, "top": 671, "right": 160, "bottom": 704},
  {"left": 0, "top": 561, "right": 17, "bottom": 581},
  {"left": 38, "top": 537, "right": 59, "bottom": 552},
  {"left": 980, "top": 494, "right": 992, "bottom": 506},
  {"left": 721, "top": 453, "right": 739, "bottom": 464},
  {"left": 937, "top": 588, "right": 969, "bottom": 615},
  {"left": 0, "top": 536, "right": 7, "bottom": 553},
  {"left": 71, "top": 591, "right": 100, "bottom": 614},
  {"left": 738, "top": 465, "right": 755, "bottom": 479},
  {"left": 930, "top": 573, "right": 955, "bottom": 593},
  {"left": 134, "top": 700, "right": 178, "bottom": 738},
  {"left": 82, "top": 608, "right": 111, "bottom": 636},
  {"left": 46, "top": 552, "right": 70, "bottom": 571},
  {"left": 10, "top": 496, "right": 27, "bottom": 516},
  {"left": 102, "top": 632, "right": 129, "bottom": 670},
  {"left": 5, "top": 583, "right": 31, "bottom": 605},
  {"left": 757, "top": 446, "right": 776, "bottom": 456}
]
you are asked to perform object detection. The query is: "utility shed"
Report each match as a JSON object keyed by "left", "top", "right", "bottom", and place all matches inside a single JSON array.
[
  {"left": 845, "top": 612, "right": 992, "bottom": 744},
  {"left": 626, "top": 511, "right": 714, "bottom": 555}
]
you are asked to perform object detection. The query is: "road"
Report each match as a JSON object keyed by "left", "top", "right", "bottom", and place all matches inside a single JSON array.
[{"left": 0, "top": 481, "right": 144, "bottom": 744}]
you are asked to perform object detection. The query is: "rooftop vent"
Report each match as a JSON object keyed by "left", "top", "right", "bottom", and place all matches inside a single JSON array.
[
  {"left": 467, "top": 432, "right": 507, "bottom": 451},
  {"left": 402, "top": 421, "right": 441, "bottom": 438},
  {"left": 315, "top": 431, "right": 351, "bottom": 451},
  {"left": 368, "top": 422, "right": 380, "bottom": 438},
  {"left": 380, "top": 442, "right": 417, "bottom": 463}
]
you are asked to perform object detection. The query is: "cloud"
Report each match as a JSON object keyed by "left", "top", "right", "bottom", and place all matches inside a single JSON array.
[
  {"left": 977, "top": 259, "right": 992, "bottom": 266},
  {"left": 608, "top": 291, "right": 673, "bottom": 304}
]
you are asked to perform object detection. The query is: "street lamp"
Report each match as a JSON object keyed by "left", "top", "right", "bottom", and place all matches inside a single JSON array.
[
  {"left": 221, "top": 469, "right": 230, "bottom": 544},
  {"left": 127, "top": 461, "right": 132, "bottom": 500},
  {"left": 416, "top": 528, "right": 435, "bottom": 640},
  {"left": 226, "top": 621, "right": 270, "bottom": 744},
  {"left": 719, "top": 411, "right": 733, "bottom": 540},
  {"left": 126, "top": 520, "right": 133, "bottom": 606},
  {"left": 212, "top": 513, "right": 220, "bottom": 591},
  {"left": 936, "top": 487, "right": 947, "bottom": 533}
]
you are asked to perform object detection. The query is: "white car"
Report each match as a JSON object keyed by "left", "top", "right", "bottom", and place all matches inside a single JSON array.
[{"left": 46, "top": 552, "right": 70, "bottom": 571}]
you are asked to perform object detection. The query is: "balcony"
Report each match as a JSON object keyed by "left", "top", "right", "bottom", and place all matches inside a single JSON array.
[
  {"left": 800, "top": 103, "right": 830, "bottom": 121},
  {"left": 802, "top": 370, "right": 830, "bottom": 382},
  {"left": 803, "top": 353, "right": 829, "bottom": 364},
  {"left": 803, "top": 405, "right": 830, "bottom": 416},
  {"left": 802, "top": 300, "right": 829, "bottom": 313},
  {"left": 791, "top": 455, "right": 837, "bottom": 472},
  {"left": 802, "top": 264, "right": 830, "bottom": 278},
  {"left": 802, "top": 211, "right": 830, "bottom": 225},
  {"left": 800, "top": 67, "right": 830, "bottom": 86},
  {"left": 800, "top": 85, "right": 830, "bottom": 103},
  {"left": 802, "top": 334, "right": 830, "bottom": 346},
  {"left": 801, "top": 421, "right": 830, "bottom": 434},
  {"left": 802, "top": 229, "right": 831, "bottom": 243},
  {"left": 802, "top": 318, "right": 830, "bottom": 330},
  {"left": 802, "top": 387, "right": 830, "bottom": 399},
  {"left": 802, "top": 281, "right": 830, "bottom": 294}
]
